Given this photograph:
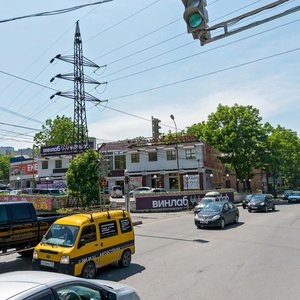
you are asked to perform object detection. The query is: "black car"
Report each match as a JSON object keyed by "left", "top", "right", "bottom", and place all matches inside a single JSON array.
[
  {"left": 248, "top": 194, "right": 275, "bottom": 213},
  {"left": 194, "top": 201, "right": 239, "bottom": 229},
  {"left": 242, "top": 194, "right": 255, "bottom": 209}
]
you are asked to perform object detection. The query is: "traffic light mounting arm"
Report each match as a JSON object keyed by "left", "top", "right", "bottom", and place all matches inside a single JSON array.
[{"left": 181, "top": 0, "right": 299, "bottom": 46}]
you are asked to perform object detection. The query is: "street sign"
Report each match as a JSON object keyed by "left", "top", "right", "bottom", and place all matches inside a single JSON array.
[{"left": 99, "top": 178, "right": 107, "bottom": 186}]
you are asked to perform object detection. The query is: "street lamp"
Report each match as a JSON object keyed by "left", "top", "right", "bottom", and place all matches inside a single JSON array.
[
  {"left": 170, "top": 114, "right": 181, "bottom": 191},
  {"left": 46, "top": 177, "right": 49, "bottom": 193},
  {"left": 34, "top": 174, "right": 39, "bottom": 189},
  {"left": 210, "top": 173, "right": 214, "bottom": 189},
  {"left": 185, "top": 174, "right": 189, "bottom": 191},
  {"left": 124, "top": 170, "right": 130, "bottom": 212},
  {"left": 153, "top": 175, "right": 157, "bottom": 188},
  {"left": 17, "top": 176, "right": 21, "bottom": 190}
]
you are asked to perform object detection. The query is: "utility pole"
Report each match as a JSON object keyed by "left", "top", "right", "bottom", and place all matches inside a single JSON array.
[
  {"left": 170, "top": 115, "right": 181, "bottom": 191},
  {"left": 50, "top": 21, "right": 107, "bottom": 149},
  {"left": 49, "top": 21, "right": 107, "bottom": 206}
]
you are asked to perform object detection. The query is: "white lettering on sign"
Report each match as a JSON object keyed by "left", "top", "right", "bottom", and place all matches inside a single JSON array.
[{"left": 153, "top": 196, "right": 189, "bottom": 208}]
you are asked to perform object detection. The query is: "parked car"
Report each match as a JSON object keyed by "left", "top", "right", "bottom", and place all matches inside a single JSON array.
[
  {"left": 194, "top": 201, "right": 239, "bottom": 229},
  {"left": 110, "top": 185, "right": 123, "bottom": 198},
  {"left": 129, "top": 186, "right": 151, "bottom": 198},
  {"left": 38, "top": 188, "right": 66, "bottom": 196},
  {"left": 282, "top": 190, "right": 293, "bottom": 200},
  {"left": 242, "top": 194, "right": 255, "bottom": 209},
  {"left": 143, "top": 188, "right": 168, "bottom": 193},
  {"left": 193, "top": 196, "right": 224, "bottom": 215},
  {"left": 0, "top": 271, "right": 141, "bottom": 300},
  {"left": 287, "top": 191, "right": 300, "bottom": 203},
  {"left": 9, "top": 189, "right": 22, "bottom": 195},
  {"left": 248, "top": 194, "right": 275, "bottom": 213}
]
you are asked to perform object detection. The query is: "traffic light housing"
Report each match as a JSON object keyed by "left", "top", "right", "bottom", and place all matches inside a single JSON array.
[
  {"left": 182, "top": 0, "right": 210, "bottom": 45},
  {"left": 152, "top": 117, "right": 161, "bottom": 140}
]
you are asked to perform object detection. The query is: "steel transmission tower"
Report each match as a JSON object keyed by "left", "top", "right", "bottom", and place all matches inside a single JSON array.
[{"left": 50, "top": 21, "right": 107, "bottom": 150}]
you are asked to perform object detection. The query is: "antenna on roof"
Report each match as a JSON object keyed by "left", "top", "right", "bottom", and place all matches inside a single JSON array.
[
  {"left": 107, "top": 209, "right": 111, "bottom": 219},
  {"left": 122, "top": 210, "right": 126, "bottom": 218},
  {"left": 90, "top": 213, "right": 94, "bottom": 222}
]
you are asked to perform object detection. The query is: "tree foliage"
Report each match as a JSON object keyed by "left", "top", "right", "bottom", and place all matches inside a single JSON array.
[
  {"left": 66, "top": 149, "right": 99, "bottom": 207},
  {"left": 0, "top": 154, "right": 11, "bottom": 182},
  {"left": 34, "top": 115, "right": 74, "bottom": 146},
  {"left": 187, "top": 104, "right": 268, "bottom": 180},
  {"left": 266, "top": 125, "right": 300, "bottom": 190}
]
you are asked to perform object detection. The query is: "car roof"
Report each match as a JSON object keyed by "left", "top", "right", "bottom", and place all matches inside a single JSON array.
[{"left": 0, "top": 271, "right": 137, "bottom": 299}]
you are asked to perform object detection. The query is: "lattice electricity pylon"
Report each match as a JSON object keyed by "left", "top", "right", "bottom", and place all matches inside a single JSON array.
[{"left": 50, "top": 21, "right": 107, "bottom": 149}]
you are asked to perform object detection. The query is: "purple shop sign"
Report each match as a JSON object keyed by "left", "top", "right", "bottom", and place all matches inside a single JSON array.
[{"left": 135, "top": 191, "right": 234, "bottom": 211}]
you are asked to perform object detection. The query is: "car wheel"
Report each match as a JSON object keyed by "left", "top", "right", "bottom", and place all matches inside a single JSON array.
[
  {"left": 248, "top": 208, "right": 252, "bottom": 213},
  {"left": 234, "top": 214, "right": 239, "bottom": 224},
  {"left": 196, "top": 225, "right": 202, "bottom": 229},
  {"left": 119, "top": 249, "right": 131, "bottom": 267},
  {"left": 272, "top": 205, "right": 275, "bottom": 211},
  {"left": 81, "top": 261, "right": 97, "bottom": 279},
  {"left": 220, "top": 218, "right": 225, "bottom": 229},
  {"left": 265, "top": 206, "right": 268, "bottom": 213},
  {"left": 242, "top": 205, "right": 246, "bottom": 209}
]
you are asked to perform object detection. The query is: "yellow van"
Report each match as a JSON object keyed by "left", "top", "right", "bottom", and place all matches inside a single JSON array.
[{"left": 32, "top": 210, "right": 135, "bottom": 279}]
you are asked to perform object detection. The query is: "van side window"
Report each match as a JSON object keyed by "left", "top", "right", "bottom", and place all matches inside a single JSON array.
[
  {"left": 119, "top": 218, "right": 132, "bottom": 233},
  {"left": 80, "top": 225, "right": 96, "bottom": 243},
  {"left": 11, "top": 204, "right": 32, "bottom": 221},
  {"left": 99, "top": 221, "right": 118, "bottom": 239},
  {"left": 0, "top": 206, "right": 9, "bottom": 224}
]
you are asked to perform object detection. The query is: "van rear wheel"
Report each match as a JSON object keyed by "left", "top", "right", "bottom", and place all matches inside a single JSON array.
[
  {"left": 119, "top": 249, "right": 131, "bottom": 267},
  {"left": 81, "top": 261, "right": 97, "bottom": 279}
]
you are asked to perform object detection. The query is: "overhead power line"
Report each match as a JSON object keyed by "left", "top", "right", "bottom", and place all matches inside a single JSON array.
[
  {"left": 85, "top": 0, "right": 163, "bottom": 43},
  {"left": 107, "top": 46, "right": 300, "bottom": 101},
  {"left": 0, "top": 70, "right": 58, "bottom": 92},
  {"left": 0, "top": 121, "right": 41, "bottom": 132},
  {"left": 0, "top": 0, "right": 113, "bottom": 24},
  {"left": 106, "top": 18, "right": 300, "bottom": 83}
]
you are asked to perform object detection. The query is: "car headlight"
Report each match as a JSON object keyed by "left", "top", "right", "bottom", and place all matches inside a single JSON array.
[
  {"left": 33, "top": 250, "right": 38, "bottom": 260},
  {"left": 60, "top": 255, "right": 70, "bottom": 264},
  {"left": 260, "top": 202, "right": 265, "bottom": 205},
  {"left": 212, "top": 214, "right": 220, "bottom": 220}
]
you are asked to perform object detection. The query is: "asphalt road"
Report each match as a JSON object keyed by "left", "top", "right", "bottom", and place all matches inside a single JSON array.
[{"left": 1, "top": 202, "right": 300, "bottom": 300}]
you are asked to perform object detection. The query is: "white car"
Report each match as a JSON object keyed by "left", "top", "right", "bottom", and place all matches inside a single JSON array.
[
  {"left": 0, "top": 271, "right": 140, "bottom": 300},
  {"left": 129, "top": 187, "right": 151, "bottom": 198}
]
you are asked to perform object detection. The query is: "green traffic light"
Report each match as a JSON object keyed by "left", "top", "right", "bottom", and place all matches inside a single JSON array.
[{"left": 188, "top": 12, "right": 203, "bottom": 28}]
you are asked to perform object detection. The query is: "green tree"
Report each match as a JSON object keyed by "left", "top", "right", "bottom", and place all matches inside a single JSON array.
[
  {"left": 0, "top": 154, "right": 11, "bottom": 182},
  {"left": 267, "top": 125, "right": 300, "bottom": 191},
  {"left": 187, "top": 104, "right": 268, "bottom": 188},
  {"left": 66, "top": 149, "right": 99, "bottom": 207},
  {"left": 34, "top": 115, "right": 74, "bottom": 146}
]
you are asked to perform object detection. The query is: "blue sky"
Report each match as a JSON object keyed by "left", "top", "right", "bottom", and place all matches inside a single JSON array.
[{"left": 0, "top": 0, "right": 299, "bottom": 150}]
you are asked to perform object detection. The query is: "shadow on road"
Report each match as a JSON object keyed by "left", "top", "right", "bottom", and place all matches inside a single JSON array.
[
  {"left": 0, "top": 255, "right": 32, "bottom": 274},
  {"left": 136, "top": 233, "right": 209, "bottom": 244},
  {"left": 97, "top": 263, "right": 145, "bottom": 281}
]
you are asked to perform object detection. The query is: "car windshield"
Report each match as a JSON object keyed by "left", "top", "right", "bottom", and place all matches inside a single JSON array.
[
  {"left": 245, "top": 194, "right": 254, "bottom": 200},
  {"left": 250, "top": 195, "right": 266, "bottom": 201},
  {"left": 201, "top": 202, "right": 223, "bottom": 213},
  {"left": 201, "top": 198, "right": 213, "bottom": 204},
  {"left": 42, "top": 224, "right": 79, "bottom": 247},
  {"left": 291, "top": 192, "right": 300, "bottom": 196}
]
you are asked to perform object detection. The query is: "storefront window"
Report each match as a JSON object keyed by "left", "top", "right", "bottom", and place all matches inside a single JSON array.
[
  {"left": 167, "top": 150, "right": 176, "bottom": 160},
  {"left": 115, "top": 155, "right": 126, "bottom": 170}
]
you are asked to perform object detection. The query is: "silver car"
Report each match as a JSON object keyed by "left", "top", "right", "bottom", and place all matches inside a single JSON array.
[{"left": 0, "top": 271, "right": 140, "bottom": 300}]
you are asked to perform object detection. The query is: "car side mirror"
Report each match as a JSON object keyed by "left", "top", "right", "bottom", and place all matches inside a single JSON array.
[{"left": 78, "top": 238, "right": 86, "bottom": 249}]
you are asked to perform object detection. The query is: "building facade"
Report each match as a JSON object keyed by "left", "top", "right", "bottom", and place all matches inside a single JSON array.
[{"left": 99, "top": 137, "right": 229, "bottom": 192}]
